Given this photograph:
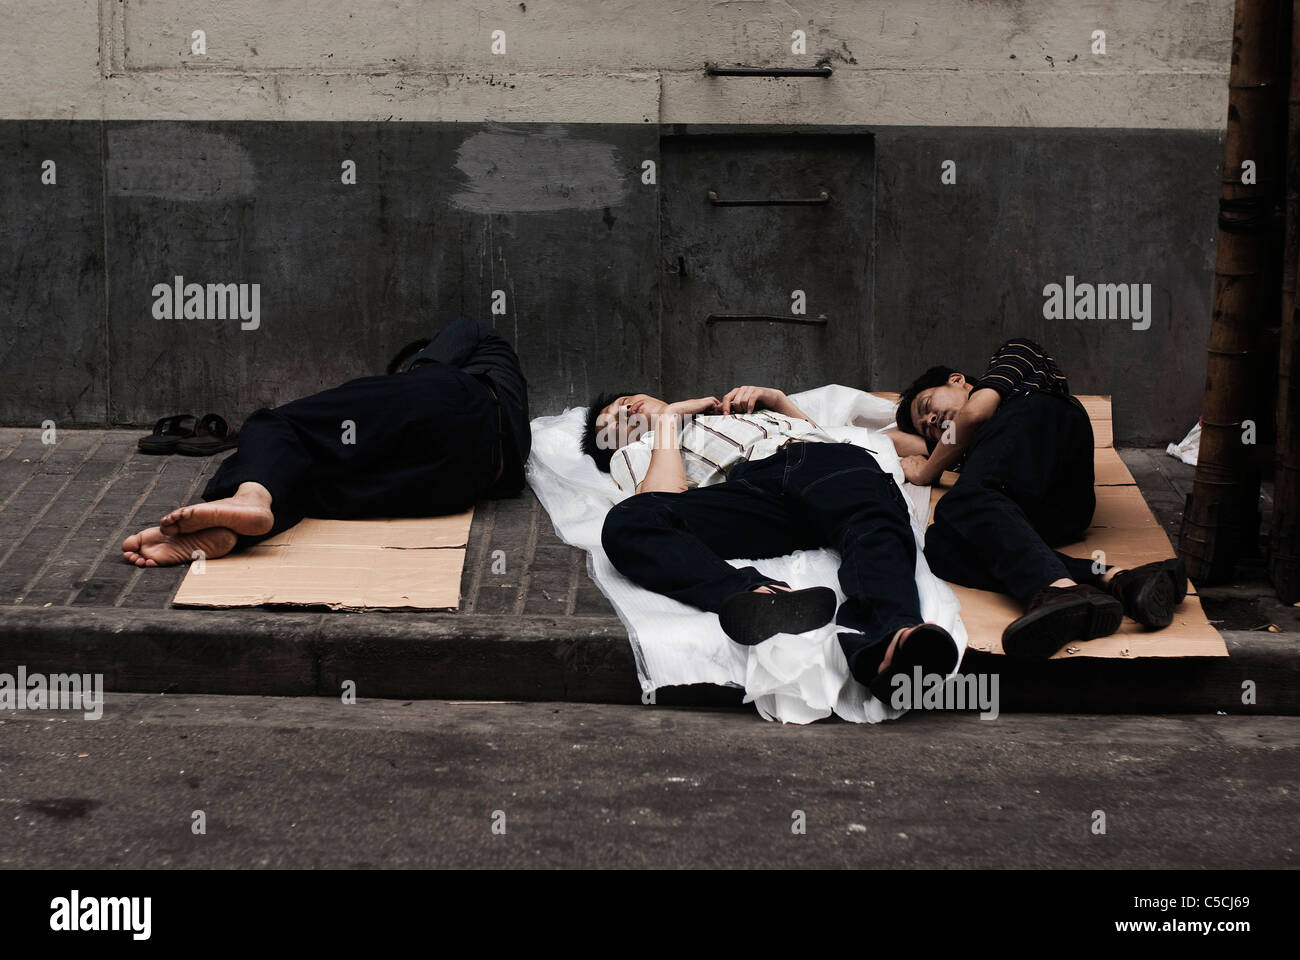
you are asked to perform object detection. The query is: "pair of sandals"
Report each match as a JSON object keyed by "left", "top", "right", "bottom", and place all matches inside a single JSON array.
[
  {"left": 718, "top": 585, "right": 960, "bottom": 702},
  {"left": 137, "top": 413, "right": 239, "bottom": 456}
]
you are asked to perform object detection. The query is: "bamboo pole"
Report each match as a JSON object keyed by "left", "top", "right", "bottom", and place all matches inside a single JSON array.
[
  {"left": 1180, "top": 0, "right": 1289, "bottom": 584},
  {"left": 1271, "top": 0, "right": 1300, "bottom": 603}
]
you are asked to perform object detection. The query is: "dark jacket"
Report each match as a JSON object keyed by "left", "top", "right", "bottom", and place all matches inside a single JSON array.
[{"left": 401, "top": 315, "right": 531, "bottom": 494}]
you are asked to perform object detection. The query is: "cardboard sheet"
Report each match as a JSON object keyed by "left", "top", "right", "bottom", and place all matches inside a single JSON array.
[
  {"left": 1093, "top": 446, "right": 1134, "bottom": 485},
  {"left": 913, "top": 396, "right": 1226, "bottom": 659},
  {"left": 172, "top": 511, "right": 474, "bottom": 611}
]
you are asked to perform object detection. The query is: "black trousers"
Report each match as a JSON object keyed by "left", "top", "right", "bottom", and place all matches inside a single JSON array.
[
  {"left": 924, "top": 392, "right": 1099, "bottom": 604},
  {"left": 202, "top": 362, "right": 500, "bottom": 548},
  {"left": 601, "top": 442, "right": 922, "bottom": 662}
]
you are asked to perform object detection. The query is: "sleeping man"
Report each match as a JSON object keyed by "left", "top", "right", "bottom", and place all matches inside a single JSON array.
[
  {"left": 121, "top": 315, "right": 529, "bottom": 567},
  {"left": 886, "top": 337, "right": 1187, "bottom": 659},
  {"left": 585, "top": 385, "right": 960, "bottom": 701}
]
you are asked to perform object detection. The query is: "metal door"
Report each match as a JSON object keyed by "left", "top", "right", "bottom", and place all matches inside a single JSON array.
[{"left": 659, "top": 133, "right": 874, "bottom": 398}]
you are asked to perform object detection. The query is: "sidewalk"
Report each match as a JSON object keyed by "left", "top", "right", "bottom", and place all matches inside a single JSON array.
[{"left": 0, "top": 428, "right": 1296, "bottom": 713}]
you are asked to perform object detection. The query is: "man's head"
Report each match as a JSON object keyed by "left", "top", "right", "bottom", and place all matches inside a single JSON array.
[
  {"left": 387, "top": 338, "right": 433, "bottom": 375},
  {"left": 896, "top": 366, "right": 972, "bottom": 447},
  {"left": 582, "top": 392, "right": 669, "bottom": 472}
]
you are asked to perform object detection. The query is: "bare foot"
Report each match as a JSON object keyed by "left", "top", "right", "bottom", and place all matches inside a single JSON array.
[
  {"left": 160, "top": 482, "right": 273, "bottom": 537},
  {"left": 122, "top": 525, "right": 238, "bottom": 567}
]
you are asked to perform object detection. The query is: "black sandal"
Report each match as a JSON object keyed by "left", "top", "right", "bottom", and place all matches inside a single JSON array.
[
  {"left": 718, "top": 585, "right": 837, "bottom": 646},
  {"left": 867, "top": 623, "right": 960, "bottom": 703},
  {"left": 175, "top": 414, "right": 239, "bottom": 456},
  {"left": 137, "top": 413, "right": 197, "bottom": 454}
]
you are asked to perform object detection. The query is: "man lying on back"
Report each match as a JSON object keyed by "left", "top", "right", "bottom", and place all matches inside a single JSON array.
[{"left": 585, "top": 385, "right": 959, "bottom": 702}]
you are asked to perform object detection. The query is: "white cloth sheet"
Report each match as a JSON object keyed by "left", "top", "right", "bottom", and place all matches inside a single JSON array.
[
  {"left": 1166, "top": 421, "right": 1201, "bottom": 466},
  {"left": 525, "top": 384, "right": 968, "bottom": 724}
]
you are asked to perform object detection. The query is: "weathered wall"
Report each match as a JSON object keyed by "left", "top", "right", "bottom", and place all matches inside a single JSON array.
[
  {"left": 0, "top": 1, "right": 1233, "bottom": 444},
  {"left": 871, "top": 127, "right": 1221, "bottom": 445},
  {"left": 1, "top": 0, "right": 1232, "bottom": 127}
]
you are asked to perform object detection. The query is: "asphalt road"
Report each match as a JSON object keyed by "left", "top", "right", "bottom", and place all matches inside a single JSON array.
[{"left": 1, "top": 694, "right": 1296, "bottom": 869}]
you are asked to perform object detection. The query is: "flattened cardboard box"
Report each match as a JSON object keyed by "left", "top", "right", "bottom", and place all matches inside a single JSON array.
[{"left": 173, "top": 510, "right": 474, "bottom": 611}]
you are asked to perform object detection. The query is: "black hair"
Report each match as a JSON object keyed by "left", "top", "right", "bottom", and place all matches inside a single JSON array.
[
  {"left": 582, "top": 391, "right": 628, "bottom": 473},
  {"left": 896, "top": 365, "right": 959, "bottom": 436},
  {"left": 387, "top": 338, "right": 433, "bottom": 375}
]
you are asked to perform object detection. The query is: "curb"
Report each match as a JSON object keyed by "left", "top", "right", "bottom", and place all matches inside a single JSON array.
[
  {"left": 0, "top": 607, "right": 1294, "bottom": 714},
  {"left": 0, "top": 607, "right": 640, "bottom": 703}
]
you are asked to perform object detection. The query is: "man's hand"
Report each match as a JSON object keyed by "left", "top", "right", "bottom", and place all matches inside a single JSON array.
[
  {"left": 900, "top": 454, "right": 936, "bottom": 486},
  {"left": 721, "top": 386, "right": 785, "bottom": 415},
  {"left": 663, "top": 396, "right": 721, "bottom": 418}
]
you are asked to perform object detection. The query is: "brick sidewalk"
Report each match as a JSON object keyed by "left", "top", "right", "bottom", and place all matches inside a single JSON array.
[
  {"left": 3, "top": 427, "right": 1290, "bottom": 629},
  {"left": 0, "top": 428, "right": 615, "bottom": 619},
  {"left": 1, "top": 427, "right": 1295, "bottom": 712}
]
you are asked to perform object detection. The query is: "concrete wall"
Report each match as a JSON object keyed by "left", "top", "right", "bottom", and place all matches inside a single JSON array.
[{"left": 0, "top": 1, "right": 1233, "bottom": 444}]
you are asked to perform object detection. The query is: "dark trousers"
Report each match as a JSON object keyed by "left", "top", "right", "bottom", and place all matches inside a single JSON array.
[
  {"left": 202, "top": 362, "right": 500, "bottom": 548},
  {"left": 924, "top": 392, "right": 1098, "bottom": 604},
  {"left": 601, "top": 442, "right": 922, "bottom": 663}
]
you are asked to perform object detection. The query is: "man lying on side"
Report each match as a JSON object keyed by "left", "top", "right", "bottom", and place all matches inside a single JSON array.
[
  {"left": 122, "top": 315, "right": 529, "bottom": 567},
  {"left": 886, "top": 337, "right": 1186, "bottom": 659}
]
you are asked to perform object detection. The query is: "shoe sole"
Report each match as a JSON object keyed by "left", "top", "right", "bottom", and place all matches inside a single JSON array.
[
  {"left": 719, "top": 586, "right": 837, "bottom": 646},
  {"left": 1001, "top": 592, "right": 1124, "bottom": 660},
  {"left": 174, "top": 441, "right": 237, "bottom": 456},
  {"left": 137, "top": 438, "right": 186, "bottom": 454},
  {"left": 1131, "top": 567, "right": 1177, "bottom": 628}
]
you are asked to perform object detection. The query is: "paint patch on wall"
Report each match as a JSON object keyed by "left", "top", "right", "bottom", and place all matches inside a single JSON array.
[
  {"left": 450, "top": 128, "right": 629, "bottom": 213},
  {"left": 106, "top": 126, "right": 256, "bottom": 201}
]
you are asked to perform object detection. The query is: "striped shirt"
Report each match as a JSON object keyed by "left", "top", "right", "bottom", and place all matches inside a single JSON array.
[
  {"left": 609, "top": 411, "right": 839, "bottom": 495},
  {"left": 972, "top": 338, "right": 1071, "bottom": 400}
]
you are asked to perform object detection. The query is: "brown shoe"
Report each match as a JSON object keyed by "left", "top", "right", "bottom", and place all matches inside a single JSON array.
[{"left": 1001, "top": 584, "right": 1124, "bottom": 660}]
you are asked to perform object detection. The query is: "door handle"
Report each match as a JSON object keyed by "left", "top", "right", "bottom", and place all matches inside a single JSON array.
[
  {"left": 706, "top": 314, "right": 828, "bottom": 326},
  {"left": 705, "top": 63, "right": 832, "bottom": 77},
  {"left": 707, "top": 190, "right": 830, "bottom": 207}
]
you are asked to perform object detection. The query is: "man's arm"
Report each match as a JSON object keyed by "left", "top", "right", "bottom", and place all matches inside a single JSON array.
[
  {"left": 885, "top": 428, "right": 929, "bottom": 459},
  {"left": 900, "top": 387, "right": 1002, "bottom": 485},
  {"left": 635, "top": 415, "right": 689, "bottom": 494},
  {"left": 720, "top": 386, "right": 814, "bottom": 422},
  {"left": 634, "top": 397, "right": 720, "bottom": 494},
  {"left": 404, "top": 315, "right": 489, "bottom": 370}
]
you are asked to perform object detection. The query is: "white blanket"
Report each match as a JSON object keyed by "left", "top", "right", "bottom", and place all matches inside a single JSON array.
[{"left": 525, "top": 384, "right": 968, "bottom": 724}]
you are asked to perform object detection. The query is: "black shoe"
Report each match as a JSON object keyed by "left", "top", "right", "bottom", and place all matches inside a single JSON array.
[
  {"left": 1108, "top": 557, "right": 1187, "bottom": 629},
  {"left": 1001, "top": 584, "right": 1124, "bottom": 660},
  {"left": 860, "top": 623, "right": 960, "bottom": 702},
  {"left": 718, "top": 586, "right": 837, "bottom": 646}
]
